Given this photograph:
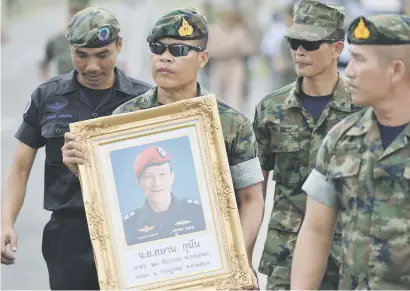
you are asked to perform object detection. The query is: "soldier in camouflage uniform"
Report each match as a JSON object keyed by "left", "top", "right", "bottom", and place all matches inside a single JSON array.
[
  {"left": 39, "top": 0, "right": 90, "bottom": 79},
  {"left": 292, "top": 15, "right": 410, "bottom": 290},
  {"left": 253, "top": 1, "right": 362, "bottom": 289},
  {"left": 62, "top": 8, "right": 264, "bottom": 282}
]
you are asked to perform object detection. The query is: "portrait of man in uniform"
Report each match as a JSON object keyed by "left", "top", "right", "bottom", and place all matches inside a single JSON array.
[{"left": 110, "top": 137, "right": 206, "bottom": 246}]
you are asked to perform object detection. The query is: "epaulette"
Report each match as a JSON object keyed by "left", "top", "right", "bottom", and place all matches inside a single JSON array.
[
  {"left": 185, "top": 199, "right": 200, "bottom": 205},
  {"left": 123, "top": 211, "right": 137, "bottom": 221}
]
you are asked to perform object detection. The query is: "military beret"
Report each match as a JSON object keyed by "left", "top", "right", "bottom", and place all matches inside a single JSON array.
[
  {"left": 68, "top": 0, "right": 90, "bottom": 9},
  {"left": 147, "top": 8, "right": 208, "bottom": 42},
  {"left": 347, "top": 15, "right": 410, "bottom": 45},
  {"left": 66, "top": 7, "right": 120, "bottom": 48},
  {"left": 134, "top": 146, "right": 171, "bottom": 177},
  {"left": 285, "top": 0, "right": 346, "bottom": 41}
]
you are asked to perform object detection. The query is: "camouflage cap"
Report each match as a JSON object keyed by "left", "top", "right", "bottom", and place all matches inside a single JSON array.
[
  {"left": 347, "top": 15, "right": 410, "bottom": 45},
  {"left": 66, "top": 7, "right": 120, "bottom": 48},
  {"left": 147, "top": 8, "right": 208, "bottom": 43},
  {"left": 285, "top": 0, "right": 346, "bottom": 41},
  {"left": 68, "top": 0, "right": 90, "bottom": 9}
]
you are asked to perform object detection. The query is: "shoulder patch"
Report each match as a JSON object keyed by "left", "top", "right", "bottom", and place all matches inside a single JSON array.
[{"left": 24, "top": 97, "right": 32, "bottom": 114}]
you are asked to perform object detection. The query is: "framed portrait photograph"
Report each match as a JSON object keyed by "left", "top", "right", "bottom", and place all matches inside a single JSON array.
[{"left": 69, "top": 95, "right": 255, "bottom": 290}]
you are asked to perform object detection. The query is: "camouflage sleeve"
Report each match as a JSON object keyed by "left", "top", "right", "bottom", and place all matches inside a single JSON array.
[
  {"left": 253, "top": 105, "right": 275, "bottom": 171},
  {"left": 112, "top": 105, "right": 124, "bottom": 115},
  {"left": 302, "top": 133, "right": 338, "bottom": 208},
  {"left": 229, "top": 119, "right": 263, "bottom": 189}
]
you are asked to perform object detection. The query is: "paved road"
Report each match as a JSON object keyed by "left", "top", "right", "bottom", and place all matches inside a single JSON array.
[{"left": 1, "top": 1, "right": 274, "bottom": 289}]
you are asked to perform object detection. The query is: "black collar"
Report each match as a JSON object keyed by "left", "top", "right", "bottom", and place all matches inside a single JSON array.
[
  {"left": 55, "top": 67, "right": 137, "bottom": 97},
  {"left": 139, "top": 194, "right": 183, "bottom": 219}
]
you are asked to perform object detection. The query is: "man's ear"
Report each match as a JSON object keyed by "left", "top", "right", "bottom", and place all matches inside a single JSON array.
[
  {"left": 199, "top": 50, "right": 209, "bottom": 69},
  {"left": 116, "top": 36, "right": 123, "bottom": 52},
  {"left": 390, "top": 59, "right": 407, "bottom": 84},
  {"left": 333, "top": 41, "right": 344, "bottom": 58}
]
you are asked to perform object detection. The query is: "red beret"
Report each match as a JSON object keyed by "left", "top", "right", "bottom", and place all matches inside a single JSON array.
[{"left": 134, "top": 146, "right": 171, "bottom": 177}]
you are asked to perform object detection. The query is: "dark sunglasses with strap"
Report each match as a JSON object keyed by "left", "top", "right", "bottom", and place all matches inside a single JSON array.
[
  {"left": 287, "top": 38, "right": 342, "bottom": 51},
  {"left": 149, "top": 42, "right": 206, "bottom": 57}
]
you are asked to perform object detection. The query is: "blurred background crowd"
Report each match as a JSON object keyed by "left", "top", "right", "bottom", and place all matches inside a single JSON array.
[
  {"left": 1, "top": 0, "right": 410, "bottom": 117},
  {"left": 1, "top": 0, "right": 410, "bottom": 289}
]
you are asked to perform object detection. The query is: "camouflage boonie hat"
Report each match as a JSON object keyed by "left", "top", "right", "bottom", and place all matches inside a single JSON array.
[
  {"left": 66, "top": 7, "right": 120, "bottom": 48},
  {"left": 147, "top": 8, "right": 208, "bottom": 42},
  {"left": 285, "top": 0, "right": 346, "bottom": 41},
  {"left": 68, "top": 0, "right": 90, "bottom": 9},
  {"left": 348, "top": 15, "right": 410, "bottom": 45}
]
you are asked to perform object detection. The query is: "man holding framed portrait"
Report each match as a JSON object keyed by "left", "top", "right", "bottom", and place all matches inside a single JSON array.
[{"left": 63, "top": 7, "right": 264, "bottom": 286}]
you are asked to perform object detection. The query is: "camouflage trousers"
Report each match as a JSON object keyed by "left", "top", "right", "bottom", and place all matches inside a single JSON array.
[{"left": 264, "top": 259, "right": 339, "bottom": 290}]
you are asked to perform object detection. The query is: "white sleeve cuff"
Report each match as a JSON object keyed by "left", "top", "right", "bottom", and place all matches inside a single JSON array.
[
  {"left": 302, "top": 169, "right": 338, "bottom": 208},
  {"left": 230, "top": 157, "right": 264, "bottom": 189}
]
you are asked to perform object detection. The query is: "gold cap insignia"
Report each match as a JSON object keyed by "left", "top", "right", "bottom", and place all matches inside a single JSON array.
[
  {"left": 178, "top": 17, "right": 194, "bottom": 37},
  {"left": 353, "top": 18, "right": 370, "bottom": 40},
  {"left": 138, "top": 225, "right": 155, "bottom": 233},
  {"left": 175, "top": 220, "right": 191, "bottom": 226}
]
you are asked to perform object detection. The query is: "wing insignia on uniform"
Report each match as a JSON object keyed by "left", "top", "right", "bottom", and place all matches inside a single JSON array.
[
  {"left": 175, "top": 220, "right": 191, "bottom": 226},
  {"left": 138, "top": 225, "right": 155, "bottom": 232}
]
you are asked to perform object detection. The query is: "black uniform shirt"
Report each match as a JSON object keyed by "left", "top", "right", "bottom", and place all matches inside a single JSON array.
[
  {"left": 15, "top": 68, "right": 151, "bottom": 212},
  {"left": 123, "top": 194, "right": 206, "bottom": 245}
]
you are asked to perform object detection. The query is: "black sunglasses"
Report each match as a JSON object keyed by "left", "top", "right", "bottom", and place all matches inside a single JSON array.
[
  {"left": 287, "top": 38, "right": 340, "bottom": 51},
  {"left": 149, "top": 42, "right": 205, "bottom": 57}
]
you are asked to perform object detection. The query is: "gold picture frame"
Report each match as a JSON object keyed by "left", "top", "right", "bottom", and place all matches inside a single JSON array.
[{"left": 69, "top": 95, "right": 255, "bottom": 290}]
